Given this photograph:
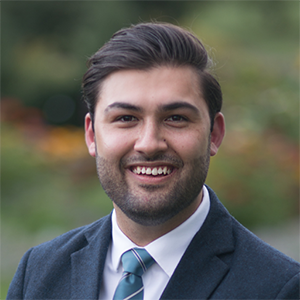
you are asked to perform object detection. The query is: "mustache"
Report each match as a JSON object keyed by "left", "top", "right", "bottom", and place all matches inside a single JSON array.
[{"left": 120, "top": 154, "right": 184, "bottom": 168}]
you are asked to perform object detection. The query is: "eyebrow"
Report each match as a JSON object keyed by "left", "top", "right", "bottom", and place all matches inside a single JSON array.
[
  {"left": 104, "top": 102, "right": 143, "bottom": 113},
  {"left": 159, "top": 102, "right": 200, "bottom": 115},
  {"left": 104, "top": 101, "right": 200, "bottom": 116}
]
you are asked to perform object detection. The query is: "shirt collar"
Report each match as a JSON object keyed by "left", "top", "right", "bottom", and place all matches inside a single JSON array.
[{"left": 111, "top": 185, "right": 210, "bottom": 277}]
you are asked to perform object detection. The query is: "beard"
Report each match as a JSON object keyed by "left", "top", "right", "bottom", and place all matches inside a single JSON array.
[{"left": 95, "top": 146, "right": 210, "bottom": 227}]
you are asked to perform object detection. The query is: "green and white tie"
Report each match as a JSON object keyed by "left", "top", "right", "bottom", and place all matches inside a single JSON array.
[{"left": 113, "top": 248, "right": 155, "bottom": 300}]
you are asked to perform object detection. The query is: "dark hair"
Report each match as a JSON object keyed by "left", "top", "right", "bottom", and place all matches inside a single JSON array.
[{"left": 82, "top": 22, "right": 222, "bottom": 131}]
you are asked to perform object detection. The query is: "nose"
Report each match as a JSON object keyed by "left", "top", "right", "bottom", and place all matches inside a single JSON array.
[{"left": 134, "top": 121, "right": 168, "bottom": 157}]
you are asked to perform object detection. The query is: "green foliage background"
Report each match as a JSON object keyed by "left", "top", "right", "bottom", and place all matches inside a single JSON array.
[{"left": 1, "top": 1, "right": 299, "bottom": 297}]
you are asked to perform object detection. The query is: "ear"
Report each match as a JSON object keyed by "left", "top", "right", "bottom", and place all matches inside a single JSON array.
[
  {"left": 210, "top": 112, "right": 225, "bottom": 156},
  {"left": 85, "top": 113, "right": 96, "bottom": 157}
]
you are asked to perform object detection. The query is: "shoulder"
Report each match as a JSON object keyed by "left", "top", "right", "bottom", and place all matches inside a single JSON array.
[
  {"left": 7, "top": 215, "right": 112, "bottom": 299},
  {"left": 205, "top": 186, "right": 300, "bottom": 297},
  {"left": 228, "top": 217, "right": 299, "bottom": 298},
  {"left": 232, "top": 216, "right": 299, "bottom": 270},
  {"left": 25, "top": 214, "right": 112, "bottom": 264},
  {"left": 19, "top": 216, "right": 111, "bottom": 272}
]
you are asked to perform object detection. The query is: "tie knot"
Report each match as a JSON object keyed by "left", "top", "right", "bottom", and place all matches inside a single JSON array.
[{"left": 121, "top": 248, "right": 154, "bottom": 276}]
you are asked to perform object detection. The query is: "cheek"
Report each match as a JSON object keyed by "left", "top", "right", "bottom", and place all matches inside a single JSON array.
[
  {"left": 95, "top": 130, "right": 134, "bottom": 159},
  {"left": 171, "top": 132, "right": 209, "bottom": 161}
]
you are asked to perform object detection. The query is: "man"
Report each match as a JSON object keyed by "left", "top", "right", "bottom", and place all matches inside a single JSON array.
[{"left": 7, "top": 22, "right": 299, "bottom": 299}]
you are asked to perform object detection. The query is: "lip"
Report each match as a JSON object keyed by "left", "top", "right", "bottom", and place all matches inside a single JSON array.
[
  {"left": 125, "top": 162, "right": 177, "bottom": 184},
  {"left": 125, "top": 159, "right": 181, "bottom": 169}
]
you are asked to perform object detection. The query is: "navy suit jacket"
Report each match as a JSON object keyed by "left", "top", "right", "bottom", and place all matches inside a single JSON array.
[{"left": 7, "top": 187, "right": 300, "bottom": 299}]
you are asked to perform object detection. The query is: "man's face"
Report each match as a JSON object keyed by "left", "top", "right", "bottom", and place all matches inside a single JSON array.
[{"left": 85, "top": 66, "right": 224, "bottom": 226}]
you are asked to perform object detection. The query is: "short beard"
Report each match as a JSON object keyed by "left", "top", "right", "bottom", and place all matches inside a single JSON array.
[{"left": 95, "top": 147, "right": 210, "bottom": 226}]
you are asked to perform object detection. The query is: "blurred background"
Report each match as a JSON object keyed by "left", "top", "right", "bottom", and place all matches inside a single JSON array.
[{"left": 1, "top": 1, "right": 299, "bottom": 296}]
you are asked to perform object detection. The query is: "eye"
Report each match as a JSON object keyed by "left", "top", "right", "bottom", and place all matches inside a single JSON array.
[
  {"left": 117, "top": 115, "right": 138, "bottom": 122},
  {"left": 165, "top": 115, "right": 188, "bottom": 122}
]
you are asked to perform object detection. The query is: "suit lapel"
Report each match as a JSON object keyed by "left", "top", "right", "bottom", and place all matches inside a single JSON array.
[
  {"left": 161, "top": 187, "right": 235, "bottom": 299},
  {"left": 68, "top": 188, "right": 234, "bottom": 299},
  {"left": 71, "top": 215, "right": 112, "bottom": 299}
]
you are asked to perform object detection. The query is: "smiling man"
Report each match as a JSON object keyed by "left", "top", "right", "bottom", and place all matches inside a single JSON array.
[
  {"left": 7, "top": 22, "right": 299, "bottom": 300},
  {"left": 85, "top": 66, "right": 224, "bottom": 243}
]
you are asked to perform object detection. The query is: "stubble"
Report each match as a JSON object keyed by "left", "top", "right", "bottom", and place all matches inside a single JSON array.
[{"left": 95, "top": 147, "right": 210, "bottom": 226}]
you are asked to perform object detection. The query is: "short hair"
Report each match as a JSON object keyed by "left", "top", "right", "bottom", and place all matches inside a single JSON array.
[{"left": 82, "top": 22, "right": 222, "bottom": 132}]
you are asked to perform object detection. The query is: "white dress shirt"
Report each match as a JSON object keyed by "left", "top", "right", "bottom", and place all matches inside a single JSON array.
[{"left": 99, "top": 185, "right": 210, "bottom": 300}]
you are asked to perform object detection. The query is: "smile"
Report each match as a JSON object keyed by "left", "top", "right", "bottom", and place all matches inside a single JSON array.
[{"left": 131, "top": 166, "right": 173, "bottom": 176}]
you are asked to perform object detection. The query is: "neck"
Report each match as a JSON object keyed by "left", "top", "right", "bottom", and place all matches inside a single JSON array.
[{"left": 114, "top": 190, "right": 203, "bottom": 247}]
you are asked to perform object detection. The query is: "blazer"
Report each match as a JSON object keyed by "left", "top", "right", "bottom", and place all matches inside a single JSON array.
[{"left": 7, "top": 186, "right": 300, "bottom": 299}]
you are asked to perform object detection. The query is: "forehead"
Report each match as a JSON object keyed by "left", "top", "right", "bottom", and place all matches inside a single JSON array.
[{"left": 96, "top": 66, "right": 207, "bottom": 114}]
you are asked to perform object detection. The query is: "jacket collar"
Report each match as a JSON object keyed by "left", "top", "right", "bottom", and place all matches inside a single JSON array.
[
  {"left": 69, "top": 186, "right": 234, "bottom": 299},
  {"left": 160, "top": 186, "right": 235, "bottom": 299},
  {"left": 70, "top": 214, "right": 112, "bottom": 299}
]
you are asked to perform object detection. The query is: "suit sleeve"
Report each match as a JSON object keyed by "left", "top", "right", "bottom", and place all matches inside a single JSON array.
[
  {"left": 275, "top": 272, "right": 300, "bottom": 300},
  {"left": 6, "top": 248, "right": 33, "bottom": 300}
]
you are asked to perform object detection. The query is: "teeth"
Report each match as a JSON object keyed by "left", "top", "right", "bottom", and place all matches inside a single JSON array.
[
  {"left": 152, "top": 168, "right": 158, "bottom": 176},
  {"left": 163, "top": 166, "right": 167, "bottom": 175},
  {"left": 132, "top": 166, "right": 172, "bottom": 176}
]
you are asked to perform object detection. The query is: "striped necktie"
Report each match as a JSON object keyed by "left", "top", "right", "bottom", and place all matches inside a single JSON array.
[{"left": 113, "top": 248, "right": 155, "bottom": 300}]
